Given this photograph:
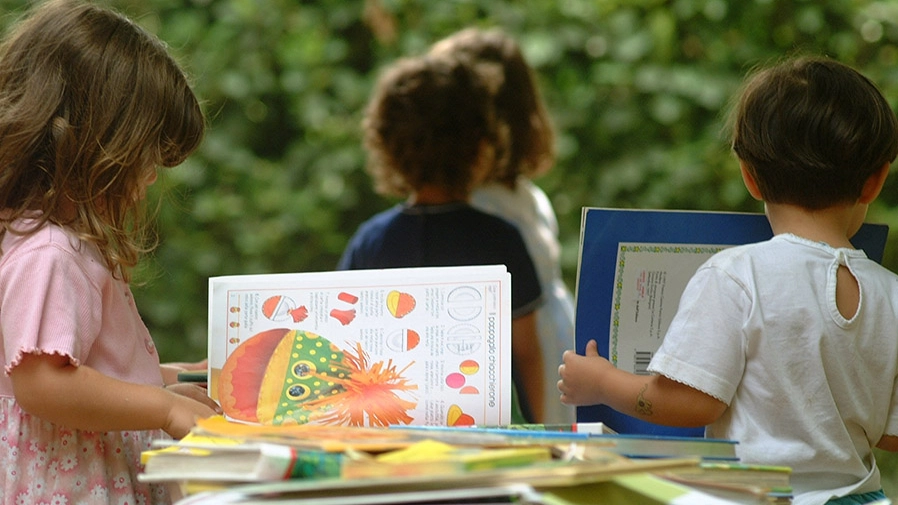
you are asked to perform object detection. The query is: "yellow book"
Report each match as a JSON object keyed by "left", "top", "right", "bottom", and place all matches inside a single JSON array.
[
  {"left": 341, "top": 439, "right": 552, "bottom": 479},
  {"left": 140, "top": 432, "right": 244, "bottom": 465}
]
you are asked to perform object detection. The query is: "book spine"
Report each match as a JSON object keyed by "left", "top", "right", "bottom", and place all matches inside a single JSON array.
[
  {"left": 255, "top": 444, "right": 298, "bottom": 480},
  {"left": 492, "top": 422, "right": 609, "bottom": 434},
  {"left": 257, "top": 444, "right": 343, "bottom": 480},
  {"left": 289, "top": 448, "right": 344, "bottom": 479},
  {"left": 394, "top": 424, "right": 589, "bottom": 440}
]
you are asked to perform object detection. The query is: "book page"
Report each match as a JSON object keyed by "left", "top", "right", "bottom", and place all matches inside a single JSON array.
[
  {"left": 207, "top": 266, "right": 512, "bottom": 427},
  {"left": 609, "top": 243, "right": 727, "bottom": 374}
]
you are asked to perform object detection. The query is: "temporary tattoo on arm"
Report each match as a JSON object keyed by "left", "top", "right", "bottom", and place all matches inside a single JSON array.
[{"left": 635, "top": 383, "right": 653, "bottom": 416}]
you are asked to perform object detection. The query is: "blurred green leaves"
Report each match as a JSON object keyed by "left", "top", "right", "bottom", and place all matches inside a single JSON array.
[
  {"left": 2, "top": 0, "right": 898, "bottom": 360},
  {"left": 80, "top": 0, "right": 898, "bottom": 360}
]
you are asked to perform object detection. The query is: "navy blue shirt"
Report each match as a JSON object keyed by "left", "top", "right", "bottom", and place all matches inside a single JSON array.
[{"left": 338, "top": 202, "right": 542, "bottom": 318}]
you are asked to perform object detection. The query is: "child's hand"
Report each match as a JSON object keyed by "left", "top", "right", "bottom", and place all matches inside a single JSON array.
[
  {"left": 162, "top": 390, "right": 219, "bottom": 439},
  {"left": 165, "top": 383, "right": 222, "bottom": 413},
  {"left": 557, "top": 339, "right": 613, "bottom": 406}
]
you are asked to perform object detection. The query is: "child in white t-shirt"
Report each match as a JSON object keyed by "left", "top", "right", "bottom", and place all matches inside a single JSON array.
[{"left": 558, "top": 56, "right": 898, "bottom": 505}]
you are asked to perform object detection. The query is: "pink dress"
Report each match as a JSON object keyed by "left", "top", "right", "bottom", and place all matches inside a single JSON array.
[{"left": 0, "top": 220, "right": 171, "bottom": 504}]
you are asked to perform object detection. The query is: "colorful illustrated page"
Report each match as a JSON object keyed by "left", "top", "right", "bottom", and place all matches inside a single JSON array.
[{"left": 207, "top": 266, "right": 512, "bottom": 428}]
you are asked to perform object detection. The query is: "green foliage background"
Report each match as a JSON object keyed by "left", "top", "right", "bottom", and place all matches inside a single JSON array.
[{"left": 1, "top": 0, "right": 897, "bottom": 492}]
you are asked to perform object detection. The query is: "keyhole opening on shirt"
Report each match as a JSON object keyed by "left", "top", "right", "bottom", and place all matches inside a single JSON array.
[{"left": 835, "top": 264, "right": 859, "bottom": 319}]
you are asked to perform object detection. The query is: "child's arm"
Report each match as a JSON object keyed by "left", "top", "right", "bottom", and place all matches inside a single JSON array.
[
  {"left": 10, "top": 352, "right": 217, "bottom": 438},
  {"left": 558, "top": 339, "right": 726, "bottom": 427},
  {"left": 512, "top": 312, "right": 545, "bottom": 423},
  {"left": 876, "top": 434, "right": 898, "bottom": 451}
]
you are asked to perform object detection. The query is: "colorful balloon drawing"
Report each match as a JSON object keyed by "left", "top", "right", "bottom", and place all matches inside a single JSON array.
[
  {"left": 445, "top": 361, "right": 480, "bottom": 392},
  {"left": 217, "top": 328, "right": 418, "bottom": 426},
  {"left": 445, "top": 372, "right": 465, "bottom": 389},
  {"left": 386, "top": 329, "right": 420, "bottom": 352},
  {"left": 446, "top": 404, "right": 475, "bottom": 426},
  {"left": 386, "top": 290, "right": 416, "bottom": 318},
  {"left": 459, "top": 359, "right": 479, "bottom": 375}
]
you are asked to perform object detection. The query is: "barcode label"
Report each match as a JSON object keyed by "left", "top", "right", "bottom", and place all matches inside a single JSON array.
[{"left": 634, "top": 350, "right": 653, "bottom": 375}]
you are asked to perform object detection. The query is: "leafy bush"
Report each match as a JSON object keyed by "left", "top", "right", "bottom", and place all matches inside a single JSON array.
[{"left": 97, "top": 0, "right": 898, "bottom": 360}]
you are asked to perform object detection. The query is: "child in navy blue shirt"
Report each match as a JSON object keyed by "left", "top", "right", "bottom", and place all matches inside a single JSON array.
[{"left": 339, "top": 54, "right": 545, "bottom": 422}]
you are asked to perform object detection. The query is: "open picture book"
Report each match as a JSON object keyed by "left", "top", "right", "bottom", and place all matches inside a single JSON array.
[{"left": 206, "top": 265, "right": 514, "bottom": 427}]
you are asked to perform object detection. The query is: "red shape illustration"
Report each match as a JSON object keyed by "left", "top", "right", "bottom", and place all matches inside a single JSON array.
[
  {"left": 330, "top": 308, "right": 356, "bottom": 326},
  {"left": 261, "top": 296, "right": 283, "bottom": 319},
  {"left": 445, "top": 372, "right": 465, "bottom": 389},
  {"left": 406, "top": 329, "right": 420, "bottom": 350},
  {"left": 290, "top": 306, "right": 309, "bottom": 322},
  {"left": 338, "top": 292, "right": 359, "bottom": 304}
]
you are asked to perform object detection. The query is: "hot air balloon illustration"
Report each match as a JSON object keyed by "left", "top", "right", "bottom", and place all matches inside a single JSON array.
[{"left": 217, "top": 328, "right": 418, "bottom": 427}]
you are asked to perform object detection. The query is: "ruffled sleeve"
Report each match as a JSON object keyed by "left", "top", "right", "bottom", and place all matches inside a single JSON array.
[{"left": 1, "top": 241, "right": 102, "bottom": 375}]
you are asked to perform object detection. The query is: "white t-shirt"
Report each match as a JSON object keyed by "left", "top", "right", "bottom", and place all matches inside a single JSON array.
[
  {"left": 649, "top": 233, "right": 898, "bottom": 505},
  {"left": 472, "top": 179, "right": 575, "bottom": 423}
]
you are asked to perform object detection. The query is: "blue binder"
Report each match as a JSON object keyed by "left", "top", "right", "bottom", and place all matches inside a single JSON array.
[{"left": 573, "top": 208, "right": 889, "bottom": 436}]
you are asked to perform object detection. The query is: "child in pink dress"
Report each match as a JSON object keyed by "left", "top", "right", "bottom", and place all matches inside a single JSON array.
[{"left": 0, "top": 1, "right": 220, "bottom": 503}]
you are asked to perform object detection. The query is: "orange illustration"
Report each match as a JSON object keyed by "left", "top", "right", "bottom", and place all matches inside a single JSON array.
[
  {"left": 330, "top": 308, "right": 356, "bottom": 326},
  {"left": 218, "top": 328, "right": 417, "bottom": 426},
  {"left": 386, "top": 290, "right": 415, "bottom": 318},
  {"left": 446, "top": 404, "right": 475, "bottom": 426},
  {"left": 459, "top": 359, "right": 479, "bottom": 375}
]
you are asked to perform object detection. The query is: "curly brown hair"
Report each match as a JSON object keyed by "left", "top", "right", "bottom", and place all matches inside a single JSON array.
[
  {"left": 362, "top": 54, "right": 497, "bottom": 200},
  {"left": 0, "top": 0, "right": 205, "bottom": 281},
  {"left": 431, "top": 27, "right": 555, "bottom": 188}
]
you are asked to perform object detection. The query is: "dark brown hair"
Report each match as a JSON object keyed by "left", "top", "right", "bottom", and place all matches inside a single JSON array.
[
  {"left": 363, "top": 54, "right": 496, "bottom": 199},
  {"left": 731, "top": 56, "right": 898, "bottom": 209},
  {"left": 0, "top": 0, "right": 205, "bottom": 280},
  {"left": 431, "top": 27, "right": 555, "bottom": 187}
]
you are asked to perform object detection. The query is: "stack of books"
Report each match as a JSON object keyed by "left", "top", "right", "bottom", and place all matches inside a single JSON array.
[
  {"left": 147, "top": 232, "right": 832, "bottom": 503},
  {"left": 140, "top": 415, "right": 792, "bottom": 504}
]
